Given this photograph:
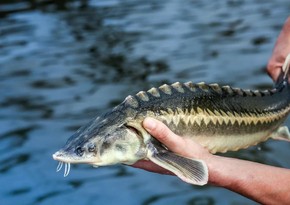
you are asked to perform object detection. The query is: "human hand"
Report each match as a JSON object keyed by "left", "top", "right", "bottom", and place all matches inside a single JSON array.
[
  {"left": 131, "top": 117, "right": 211, "bottom": 175},
  {"left": 131, "top": 114, "right": 290, "bottom": 205},
  {"left": 267, "top": 17, "right": 290, "bottom": 82}
]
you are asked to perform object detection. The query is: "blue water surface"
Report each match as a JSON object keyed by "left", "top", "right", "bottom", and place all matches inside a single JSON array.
[{"left": 0, "top": 1, "right": 290, "bottom": 205}]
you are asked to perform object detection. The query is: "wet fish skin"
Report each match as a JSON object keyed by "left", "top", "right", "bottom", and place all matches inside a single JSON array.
[
  {"left": 129, "top": 80, "right": 290, "bottom": 154},
  {"left": 53, "top": 54, "right": 290, "bottom": 185}
]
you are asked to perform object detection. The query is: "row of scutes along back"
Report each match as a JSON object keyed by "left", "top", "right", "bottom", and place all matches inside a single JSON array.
[
  {"left": 132, "top": 82, "right": 277, "bottom": 103},
  {"left": 124, "top": 87, "right": 290, "bottom": 127}
]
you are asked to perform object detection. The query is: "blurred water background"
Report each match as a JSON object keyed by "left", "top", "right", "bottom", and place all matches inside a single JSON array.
[{"left": 0, "top": 0, "right": 290, "bottom": 205}]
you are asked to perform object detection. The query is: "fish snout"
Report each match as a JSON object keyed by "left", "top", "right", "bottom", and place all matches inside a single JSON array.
[
  {"left": 52, "top": 150, "right": 65, "bottom": 161},
  {"left": 52, "top": 149, "right": 101, "bottom": 165}
]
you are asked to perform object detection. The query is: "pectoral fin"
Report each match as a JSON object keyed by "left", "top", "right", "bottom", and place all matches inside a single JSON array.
[
  {"left": 147, "top": 141, "right": 208, "bottom": 185},
  {"left": 270, "top": 126, "right": 290, "bottom": 142}
]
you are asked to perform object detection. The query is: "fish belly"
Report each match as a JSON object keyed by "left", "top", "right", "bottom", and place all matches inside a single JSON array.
[{"left": 192, "top": 130, "right": 272, "bottom": 154}]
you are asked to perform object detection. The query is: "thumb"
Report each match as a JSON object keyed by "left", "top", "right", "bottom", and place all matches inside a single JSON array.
[
  {"left": 143, "top": 117, "right": 210, "bottom": 159},
  {"left": 142, "top": 117, "right": 187, "bottom": 155}
]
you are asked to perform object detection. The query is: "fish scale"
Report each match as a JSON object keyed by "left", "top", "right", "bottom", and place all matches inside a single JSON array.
[
  {"left": 135, "top": 81, "right": 289, "bottom": 126},
  {"left": 130, "top": 80, "right": 290, "bottom": 153}
]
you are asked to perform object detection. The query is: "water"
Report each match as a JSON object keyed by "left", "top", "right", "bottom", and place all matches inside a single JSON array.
[{"left": 0, "top": 1, "right": 290, "bottom": 204}]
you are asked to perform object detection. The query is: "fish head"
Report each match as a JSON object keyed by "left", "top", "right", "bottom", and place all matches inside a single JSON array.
[{"left": 53, "top": 108, "right": 147, "bottom": 168}]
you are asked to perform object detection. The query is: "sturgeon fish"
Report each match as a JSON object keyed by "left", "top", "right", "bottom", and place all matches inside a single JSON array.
[{"left": 53, "top": 54, "right": 290, "bottom": 185}]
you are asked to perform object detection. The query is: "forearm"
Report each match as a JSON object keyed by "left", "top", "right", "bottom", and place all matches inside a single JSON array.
[
  {"left": 136, "top": 118, "right": 290, "bottom": 204},
  {"left": 206, "top": 155, "right": 290, "bottom": 204}
]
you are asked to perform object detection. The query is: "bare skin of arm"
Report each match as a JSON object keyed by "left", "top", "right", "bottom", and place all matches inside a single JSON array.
[{"left": 132, "top": 17, "right": 290, "bottom": 204}]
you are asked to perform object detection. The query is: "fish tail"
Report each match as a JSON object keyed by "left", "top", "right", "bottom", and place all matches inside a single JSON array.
[{"left": 276, "top": 53, "right": 290, "bottom": 86}]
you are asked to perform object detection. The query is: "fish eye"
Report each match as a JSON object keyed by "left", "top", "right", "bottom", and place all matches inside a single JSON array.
[
  {"left": 88, "top": 143, "right": 96, "bottom": 152},
  {"left": 75, "top": 146, "right": 84, "bottom": 156}
]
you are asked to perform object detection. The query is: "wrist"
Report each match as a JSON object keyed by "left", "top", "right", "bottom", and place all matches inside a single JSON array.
[{"left": 204, "top": 154, "right": 238, "bottom": 187}]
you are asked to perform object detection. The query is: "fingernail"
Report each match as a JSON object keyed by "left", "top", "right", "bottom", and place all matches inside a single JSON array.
[{"left": 143, "top": 117, "right": 156, "bottom": 131}]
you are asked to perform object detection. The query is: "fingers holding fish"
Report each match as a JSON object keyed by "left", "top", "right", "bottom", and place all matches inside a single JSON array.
[
  {"left": 143, "top": 117, "right": 210, "bottom": 160},
  {"left": 143, "top": 117, "right": 187, "bottom": 154}
]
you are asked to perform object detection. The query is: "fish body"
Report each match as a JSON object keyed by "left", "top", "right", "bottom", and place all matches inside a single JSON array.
[{"left": 53, "top": 55, "right": 290, "bottom": 185}]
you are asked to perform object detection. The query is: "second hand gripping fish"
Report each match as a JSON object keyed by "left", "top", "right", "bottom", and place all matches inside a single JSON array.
[{"left": 53, "top": 55, "right": 290, "bottom": 185}]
